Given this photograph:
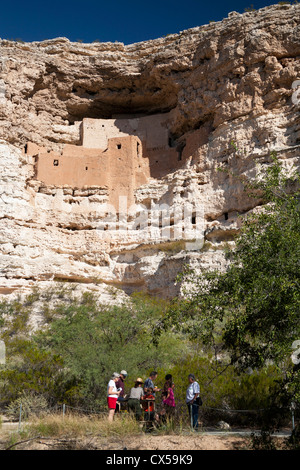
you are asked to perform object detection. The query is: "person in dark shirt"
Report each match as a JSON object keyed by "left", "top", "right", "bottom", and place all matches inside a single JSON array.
[
  {"left": 116, "top": 370, "right": 127, "bottom": 400},
  {"left": 115, "top": 370, "right": 128, "bottom": 411}
]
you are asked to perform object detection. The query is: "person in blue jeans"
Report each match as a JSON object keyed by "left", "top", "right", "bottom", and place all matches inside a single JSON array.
[{"left": 186, "top": 374, "right": 201, "bottom": 429}]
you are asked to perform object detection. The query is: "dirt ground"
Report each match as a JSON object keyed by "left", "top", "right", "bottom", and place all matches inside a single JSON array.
[
  {"left": 0, "top": 430, "right": 251, "bottom": 450},
  {"left": 1, "top": 421, "right": 287, "bottom": 450},
  {"left": 97, "top": 434, "right": 249, "bottom": 451}
]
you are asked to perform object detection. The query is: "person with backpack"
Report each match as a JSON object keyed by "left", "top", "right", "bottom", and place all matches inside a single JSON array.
[{"left": 186, "top": 373, "right": 201, "bottom": 430}]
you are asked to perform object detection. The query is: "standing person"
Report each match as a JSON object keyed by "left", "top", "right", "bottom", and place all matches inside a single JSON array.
[
  {"left": 128, "top": 378, "right": 144, "bottom": 420},
  {"left": 162, "top": 374, "right": 174, "bottom": 399},
  {"left": 116, "top": 370, "right": 128, "bottom": 404},
  {"left": 162, "top": 375, "right": 176, "bottom": 419},
  {"left": 144, "top": 371, "right": 161, "bottom": 395},
  {"left": 186, "top": 373, "right": 201, "bottom": 430},
  {"left": 107, "top": 372, "right": 121, "bottom": 422}
]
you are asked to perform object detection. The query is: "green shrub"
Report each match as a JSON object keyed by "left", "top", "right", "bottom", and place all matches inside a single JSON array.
[
  {"left": 0, "top": 285, "right": 287, "bottom": 428},
  {"left": 6, "top": 391, "right": 49, "bottom": 420},
  {"left": 155, "top": 354, "right": 282, "bottom": 426}
]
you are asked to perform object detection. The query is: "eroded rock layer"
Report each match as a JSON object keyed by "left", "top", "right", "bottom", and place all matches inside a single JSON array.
[{"left": 0, "top": 4, "right": 300, "bottom": 299}]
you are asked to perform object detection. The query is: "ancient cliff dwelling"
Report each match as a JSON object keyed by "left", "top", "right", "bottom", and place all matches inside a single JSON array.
[
  {"left": 26, "top": 112, "right": 199, "bottom": 207},
  {"left": 0, "top": 3, "right": 299, "bottom": 298}
]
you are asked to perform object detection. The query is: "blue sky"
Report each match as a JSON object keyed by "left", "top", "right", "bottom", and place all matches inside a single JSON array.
[{"left": 0, "top": 1, "right": 281, "bottom": 45}]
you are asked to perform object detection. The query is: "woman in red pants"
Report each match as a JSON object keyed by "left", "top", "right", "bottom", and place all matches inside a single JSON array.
[{"left": 107, "top": 372, "right": 121, "bottom": 422}]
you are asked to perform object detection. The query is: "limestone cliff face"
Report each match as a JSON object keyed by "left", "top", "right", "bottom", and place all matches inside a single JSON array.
[{"left": 0, "top": 4, "right": 300, "bottom": 299}]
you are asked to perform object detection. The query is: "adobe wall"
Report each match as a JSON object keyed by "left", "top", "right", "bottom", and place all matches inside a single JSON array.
[
  {"left": 34, "top": 135, "right": 146, "bottom": 208},
  {"left": 81, "top": 112, "right": 172, "bottom": 151},
  {"left": 108, "top": 135, "right": 149, "bottom": 208},
  {"left": 36, "top": 152, "right": 108, "bottom": 188},
  {"left": 28, "top": 113, "right": 210, "bottom": 209}
]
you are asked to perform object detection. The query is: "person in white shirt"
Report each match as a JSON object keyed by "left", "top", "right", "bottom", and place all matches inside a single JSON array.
[
  {"left": 107, "top": 372, "right": 121, "bottom": 422},
  {"left": 186, "top": 373, "right": 201, "bottom": 429}
]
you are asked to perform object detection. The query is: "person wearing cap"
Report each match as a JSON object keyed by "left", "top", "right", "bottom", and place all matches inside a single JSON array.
[
  {"left": 186, "top": 373, "right": 201, "bottom": 429},
  {"left": 107, "top": 372, "right": 121, "bottom": 422},
  {"left": 116, "top": 370, "right": 128, "bottom": 401},
  {"left": 127, "top": 378, "right": 144, "bottom": 420}
]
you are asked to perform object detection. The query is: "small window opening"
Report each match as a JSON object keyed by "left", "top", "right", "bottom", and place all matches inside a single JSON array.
[
  {"left": 177, "top": 142, "right": 186, "bottom": 161},
  {"left": 137, "top": 142, "right": 140, "bottom": 157},
  {"left": 117, "top": 144, "right": 122, "bottom": 149},
  {"left": 85, "top": 166, "right": 88, "bottom": 171},
  {"left": 192, "top": 215, "right": 196, "bottom": 225},
  {"left": 224, "top": 212, "right": 229, "bottom": 220},
  {"left": 53, "top": 159, "right": 59, "bottom": 166}
]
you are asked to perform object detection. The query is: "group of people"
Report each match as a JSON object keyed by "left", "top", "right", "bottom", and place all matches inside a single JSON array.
[
  {"left": 127, "top": 371, "right": 176, "bottom": 423},
  {"left": 107, "top": 370, "right": 201, "bottom": 429}
]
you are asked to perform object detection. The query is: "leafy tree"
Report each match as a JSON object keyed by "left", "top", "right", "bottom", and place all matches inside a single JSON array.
[
  {"left": 0, "top": 290, "right": 187, "bottom": 409},
  {"left": 155, "top": 153, "right": 300, "bottom": 403},
  {"left": 33, "top": 293, "right": 187, "bottom": 409},
  {"left": 0, "top": 287, "right": 281, "bottom": 420}
]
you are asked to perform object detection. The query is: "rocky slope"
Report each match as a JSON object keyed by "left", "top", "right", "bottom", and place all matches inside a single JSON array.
[{"left": 0, "top": 3, "right": 299, "bottom": 301}]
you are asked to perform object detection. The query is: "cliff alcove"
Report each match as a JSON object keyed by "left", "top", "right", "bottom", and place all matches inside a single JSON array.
[{"left": 0, "top": 3, "right": 299, "bottom": 300}]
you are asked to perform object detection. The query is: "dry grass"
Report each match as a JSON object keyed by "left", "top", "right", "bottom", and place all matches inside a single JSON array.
[
  {"left": 0, "top": 412, "right": 144, "bottom": 450},
  {"left": 0, "top": 413, "right": 257, "bottom": 450},
  {"left": 23, "top": 412, "right": 142, "bottom": 439}
]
